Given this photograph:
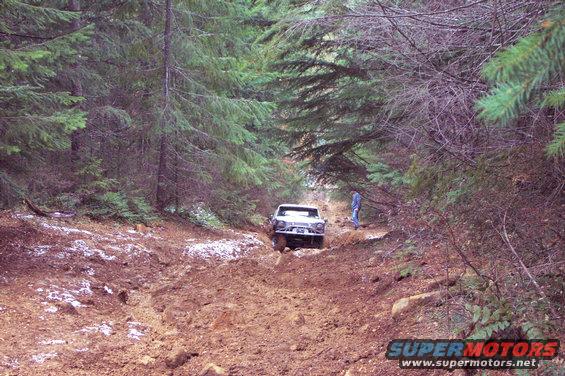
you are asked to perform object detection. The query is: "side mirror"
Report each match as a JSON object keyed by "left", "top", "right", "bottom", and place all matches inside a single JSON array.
[{"left": 324, "top": 218, "right": 328, "bottom": 223}]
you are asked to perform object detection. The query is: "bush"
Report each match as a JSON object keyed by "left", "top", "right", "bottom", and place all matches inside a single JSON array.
[
  {"left": 86, "top": 192, "right": 157, "bottom": 223},
  {"left": 187, "top": 203, "right": 224, "bottom": 229}
]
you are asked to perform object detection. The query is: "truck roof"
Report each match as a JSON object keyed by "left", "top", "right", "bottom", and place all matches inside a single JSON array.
[{"left": 277, "top": 204, "right": 319, "bottom": 210}]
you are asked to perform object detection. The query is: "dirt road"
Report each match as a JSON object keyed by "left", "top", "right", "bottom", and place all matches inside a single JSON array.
[{"left": 0, "top": 204, "right": 453, "bottom": 375}]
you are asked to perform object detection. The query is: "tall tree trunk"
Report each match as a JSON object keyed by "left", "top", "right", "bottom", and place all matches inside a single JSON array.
[
  {"left": 173, "top": 139, "right": 180, "bottom": 212},
  {"left": 68, "top": 0, "right": 82, "bottom": 163},
  {"left": 156, "top": 0, "right": 173, "bottom": 209}
]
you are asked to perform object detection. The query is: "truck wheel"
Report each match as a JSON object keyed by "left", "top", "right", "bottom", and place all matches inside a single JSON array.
[
  {"left": 317, "top": 237, "right": 327, "bottom": 249},
  {"left": 265, "top": 224, "right": 275, "bottom": 238},
  {"left": 272, "top": 234, "right": 287, "bottom": 252}
]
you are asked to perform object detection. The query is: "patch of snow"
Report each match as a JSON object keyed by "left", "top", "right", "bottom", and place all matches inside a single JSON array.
[
  {"left": 40, "top": 222, "right": 94, "bottom": 237},
  {"left": 106, "top": 243, "right": 149, "bottom": 256},
  {"left": 44, "top": 306, "right": 58, "bottom": 313},
  {"left": 41, "top": 281, "right": 93, "bottom": 308},
  {"left": 111, "top": 233, "right": 137, "bottom": 242},
  {"left": 75, "top": 348, "right": 89, "bottom": 353},
  {"left": 128, "top": 328, "right": 145, "bottom": 340},
  {"left": 68, "top": 240, "right": 94, "bottom": 257},
  {"left": 79, "top": 322, "right": 113, "bottom": 336},
  {"left": 67, "top": 240, "right": 116, "bottom": 261},
  {"left": 96, "top": 249, "right": 116, "bottom": 261},
  {"left": 143, "top": 232, "right": 161, "bottom": 239},
  {"left": 46, "top": 289, "right": 82, "bottom": 308},
  {"left": 31, "top": 352, "right": 57, "bottom": 364},
  {"left": 39, "top": 339, "right": 66, "bottom": 346},
  {"left": 30, "top": 245, "right": 51, "bottom": 256},
  {"left": 84, "top": 266, "right": 95, "bottom": 276},
  {"left": 184, "top": 235, "right": 262, "bottom": 261},
  {"left": 103, "top": 286, "right": 113, "bottom": 294},
  {"left": 13, "top": 212, "right": 35, "bottom": 220},
  {"left": 127, "top": 322, "right": 146, "bottom": 340},
  {"left": 1, "top": 356, "right": 19, "bottom": 369},
  {"left": 293, "top": 248, "right": 325, "bottom": 257},
  {"left": 76, "top": 280, "right": 92, "bottom": 295},
  {"left": 364, "top": 231, "right": 388, "bottom": 240}
]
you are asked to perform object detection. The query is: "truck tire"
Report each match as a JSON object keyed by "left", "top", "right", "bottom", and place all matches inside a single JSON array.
[
  {"left": 272, "top": 234, "right": 287, "bottom": 252},
  {"left": 317, "top": 237, "right": 328, "bottom": 249}
]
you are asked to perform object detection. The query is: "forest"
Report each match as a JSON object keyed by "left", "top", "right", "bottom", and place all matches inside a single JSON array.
[{"left": 0, "top": 0, "right": 563, "bottom": 374}]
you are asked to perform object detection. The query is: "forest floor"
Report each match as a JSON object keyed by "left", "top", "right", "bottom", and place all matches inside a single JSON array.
[{"left": 0, "top": 198, "right": 470, "bottom": 376}]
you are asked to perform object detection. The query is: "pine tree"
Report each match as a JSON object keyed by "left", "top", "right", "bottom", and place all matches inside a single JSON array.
[
  {"left": 148, "top": 0, "right": 278, "bottom": 210},
  {"left": 0, "top": 1, "right": 90, "bottom": 160},
  {"left": 265, "top": 0, "right": 391, "bottom": 185},
  {"left": 477, "top": 7, "right": 565, "bottom": 157}
]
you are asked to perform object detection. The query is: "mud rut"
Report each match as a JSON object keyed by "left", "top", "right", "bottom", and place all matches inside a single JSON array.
[{"left": 0, "top": 202, "right": 452, "bottom": 376}]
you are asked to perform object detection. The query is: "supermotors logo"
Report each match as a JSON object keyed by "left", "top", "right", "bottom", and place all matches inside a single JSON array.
[{"left": 386, "top": 339, "right": 560, "bottom": 370}]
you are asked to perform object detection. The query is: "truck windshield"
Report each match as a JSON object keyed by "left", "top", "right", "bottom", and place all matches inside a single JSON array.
[{"left": 278, "top": 207, "right": 319, "bottom": 218}]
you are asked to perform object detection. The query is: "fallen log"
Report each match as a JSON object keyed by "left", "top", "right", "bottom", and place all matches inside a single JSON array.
[{"left": 23, "top": 197, "right": 76, "bottom": 218}]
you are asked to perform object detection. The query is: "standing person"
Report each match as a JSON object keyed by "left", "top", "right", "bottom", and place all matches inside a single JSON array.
[{"left": 351, "top": 189, "right": 362, "bottom": 230}]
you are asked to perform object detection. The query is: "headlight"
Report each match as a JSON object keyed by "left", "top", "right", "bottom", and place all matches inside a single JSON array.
[
  {"left": 315, "top": 223, "right": 324, "bottom": 230},
  {"left": 276, "top": 220, "right": 286, "bottom": 229}
]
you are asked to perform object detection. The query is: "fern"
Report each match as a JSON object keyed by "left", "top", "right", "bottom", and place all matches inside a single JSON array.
[
  {"left": 465, "top": 302, "right": 512, "bottom": 340},
  {"left": 87, "top": 192, "right": 156, "bottom": 223}
]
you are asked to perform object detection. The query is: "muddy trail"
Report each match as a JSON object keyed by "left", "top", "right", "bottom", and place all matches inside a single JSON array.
[{"left": 0, "top": 201, "right": 459, "bottom": 376}]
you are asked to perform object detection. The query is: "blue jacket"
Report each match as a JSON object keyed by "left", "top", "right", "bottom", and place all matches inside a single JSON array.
[{"left": 352, "top": 192, "right": 362, "bottom": 210}]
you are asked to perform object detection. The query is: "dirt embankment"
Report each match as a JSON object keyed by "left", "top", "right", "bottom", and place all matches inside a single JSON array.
[{"left": 0, "top": 205, "right": 460, "bottom": 376}]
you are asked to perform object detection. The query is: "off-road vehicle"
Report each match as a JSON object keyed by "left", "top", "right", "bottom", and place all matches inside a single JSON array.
[{"left": 270, "top": 204, "right": 326, "bottom": 252}]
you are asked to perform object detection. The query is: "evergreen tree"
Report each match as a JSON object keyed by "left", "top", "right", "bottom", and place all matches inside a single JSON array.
[
  {"left": 0, "top": 1, "right": 89, "bottom": 165},
  {"left": 265, "top": 1, "right": 392, "bottom": 186},
  {"left": 477, "top": 7, "right": 565, "bottom": 157}
]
